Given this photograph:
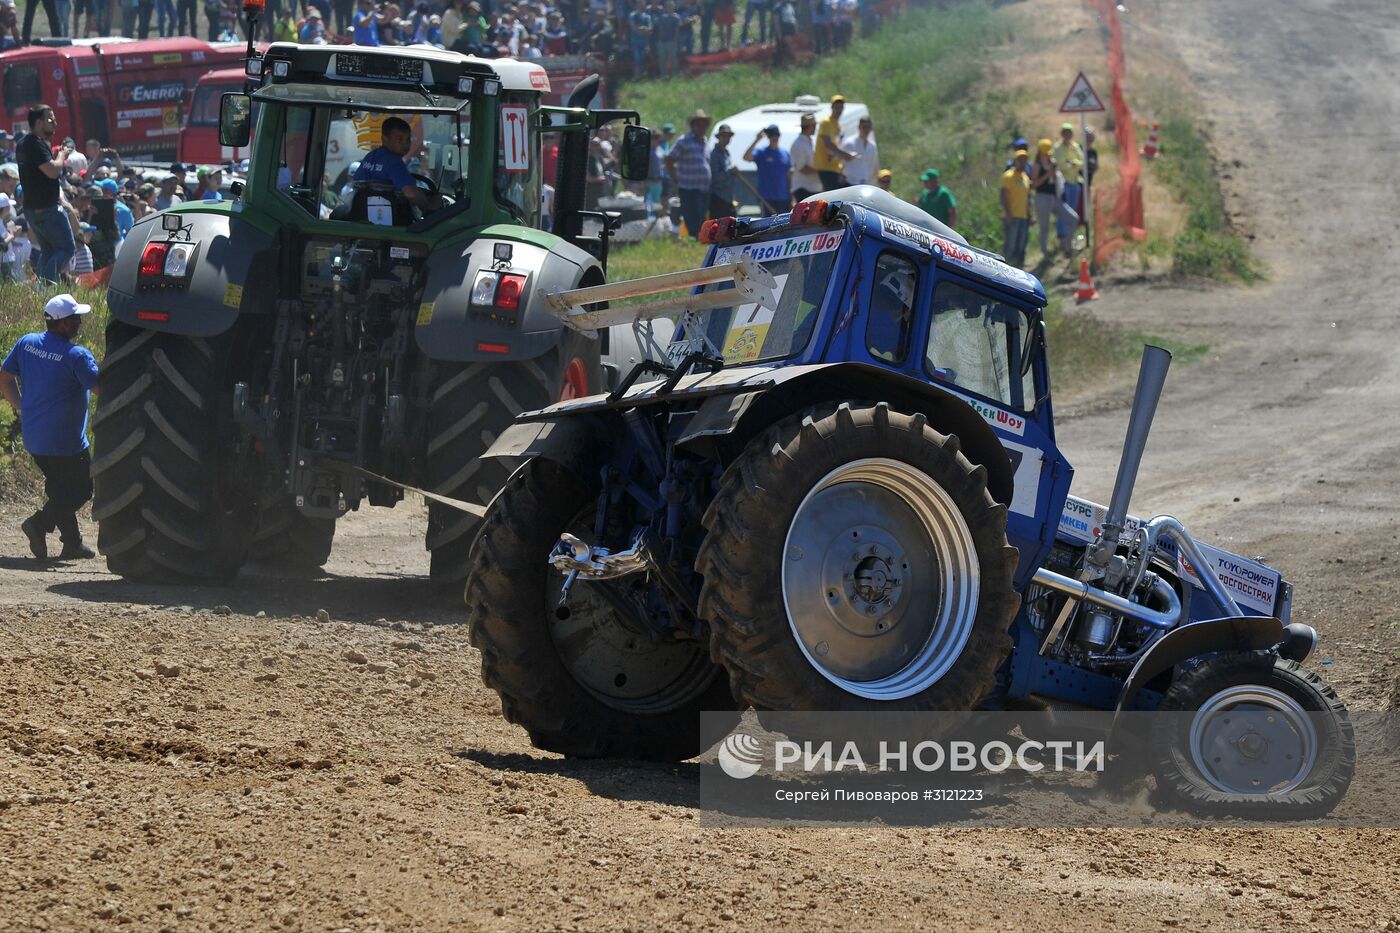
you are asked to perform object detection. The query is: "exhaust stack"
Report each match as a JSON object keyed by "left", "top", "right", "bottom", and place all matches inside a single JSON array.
[{"left": 1088, "top": 345, "right": 1172, "bottom": 570}]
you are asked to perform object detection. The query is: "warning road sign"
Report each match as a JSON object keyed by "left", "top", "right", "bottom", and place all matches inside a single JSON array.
[{"left": 1059, "top": 72, "right": 1105, "bottom": 113}]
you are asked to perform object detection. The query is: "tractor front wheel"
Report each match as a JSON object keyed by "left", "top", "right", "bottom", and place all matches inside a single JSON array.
[
  {"left": 1151, "top": 651, "right": 1355, "bottom": 818},
  {"left": 250, "top": 499, "right": 336, "bottom": 572}
]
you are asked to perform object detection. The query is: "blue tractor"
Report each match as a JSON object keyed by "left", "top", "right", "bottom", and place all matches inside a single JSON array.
[{"left": 464, "top": 188, "right": 1354, "bottom": 816}]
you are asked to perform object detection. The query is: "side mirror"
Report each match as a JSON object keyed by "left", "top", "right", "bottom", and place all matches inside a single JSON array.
[
  {"left": 219, "top": 93, "right": 252, "bottom": 148},
  {"left": 618, "top": 124, "right": 652, "bottom": 181}
]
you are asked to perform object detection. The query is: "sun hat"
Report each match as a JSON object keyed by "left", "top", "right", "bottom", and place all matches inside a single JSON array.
[{"left": 44, "top": 293, "right": 92, "bottom": 320}]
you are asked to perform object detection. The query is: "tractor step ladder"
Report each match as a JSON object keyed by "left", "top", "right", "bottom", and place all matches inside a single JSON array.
[{"left": 543, "top": 256, "right": 778, "bottom": 333}]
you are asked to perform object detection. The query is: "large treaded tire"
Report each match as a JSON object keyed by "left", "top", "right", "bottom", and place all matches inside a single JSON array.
[
  {"left": 425, "top": 330, "right": 599, "bottom": 590},
  {"left": 465, "top": 457, "right": 740, "bottom": 760},
  {"left": 92, "top": 322, "right": 256, "bottom": 581},
  {"left": 1150, "top": 652, "right": 1355, "bottom": 819},
  {"left": 697, "top": 401, "right": 1020, "bottom": 712},
  {"left": 250, "top": 499, "right": 336, "bottom": 572}
]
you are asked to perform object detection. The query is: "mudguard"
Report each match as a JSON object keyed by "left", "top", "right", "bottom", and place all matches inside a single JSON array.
[
  {"left": 415, "top": 234, "right": 603, "bottom": 363},
  {"left": 1115, "top": 615, "right": 1285, "bottom": 713},
  {"left": 499, "top": 362, "right": 1014, "bottom": 506},
  {"left": 482, "top": 414, "right": 607, "bottom": 479},
  {"left": 674, "top": 362, "right": 1016, "bottom": 508},
  {"left": 107, "top": 209, "right": 278, "bottom": 336}
]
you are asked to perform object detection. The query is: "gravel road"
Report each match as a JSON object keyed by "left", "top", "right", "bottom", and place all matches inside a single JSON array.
[{"left": 3, "top": 1, "right": 1399, "bottom": 930}]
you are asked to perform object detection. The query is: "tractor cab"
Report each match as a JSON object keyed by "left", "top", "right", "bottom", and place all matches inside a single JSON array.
[
  {"left": 220, "top": 44, "right": 552, "bottom": 232},
  {"left": 542, "top": 186, "right": 1071, "bottom": 576}
]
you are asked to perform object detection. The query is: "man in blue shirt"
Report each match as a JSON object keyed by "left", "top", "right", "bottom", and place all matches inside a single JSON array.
[
  {"left": 742, "top": 123, "right": 792, "bottom": 215},
  {"left": 353, "top": 0, "right": 382, "bottom": 44},
  {"left": 96, "top": 179, "right": 134, "bottom": 242},
  {"left": 354, "top": 117, "right": 440, "bottom": 214},
  {"left": 0, "top": 294, "right": 100, "bottom": 561}
]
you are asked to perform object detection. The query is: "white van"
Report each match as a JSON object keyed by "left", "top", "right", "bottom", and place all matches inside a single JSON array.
[{"left": 710, "top": 94, "right": 874, "bottom": 216}]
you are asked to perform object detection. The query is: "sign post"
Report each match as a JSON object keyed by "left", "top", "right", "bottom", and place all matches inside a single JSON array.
[{"left": 1058, "top": 71, "right": 1105, "bottom": 269}]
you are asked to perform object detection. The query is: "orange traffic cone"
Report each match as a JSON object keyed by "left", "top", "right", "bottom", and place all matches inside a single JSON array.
[
  {"left": 1075, "top": 260, "right": 1099, "bottom": 303},
  {"left": 1143, "top": 122, "right": 1160, "bottom": 158}
]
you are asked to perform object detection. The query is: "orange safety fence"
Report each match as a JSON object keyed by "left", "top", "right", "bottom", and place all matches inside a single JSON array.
[{"left": 1085, "top": 0, "right": 1146, "bottom": 266}]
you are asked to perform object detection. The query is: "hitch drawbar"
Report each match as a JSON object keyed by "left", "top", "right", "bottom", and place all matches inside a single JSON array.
[{"left": 543, "top": 256, "right": 777, "bottom": 333}]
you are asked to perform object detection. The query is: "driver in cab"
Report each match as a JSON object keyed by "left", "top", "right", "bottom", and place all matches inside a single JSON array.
[{"left": 354, "top": 117, "right": 442, "bottom": 212}]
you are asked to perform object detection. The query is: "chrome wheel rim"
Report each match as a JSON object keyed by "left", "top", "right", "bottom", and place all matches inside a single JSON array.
[
  {"left": 781, "top": 457, "right": 980, "bottom": 700},
  {"left": 1189, "top": 685, "right": 1318, "bottom": 795}
]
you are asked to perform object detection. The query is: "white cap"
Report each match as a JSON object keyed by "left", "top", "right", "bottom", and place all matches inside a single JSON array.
[
  {"left": 0, "top": 192, "right": 9, "bottom": 212},
  {"left": 66, "top": 151, "right": 89, "bottom": 174},
  {"left": 44, "top": 293, "right": 92, "bottom": 320}
]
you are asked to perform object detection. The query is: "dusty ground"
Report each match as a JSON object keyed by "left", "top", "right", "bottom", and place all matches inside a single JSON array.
[{"left": 4, "top": 1, "right": 1400, "bottom": 930}]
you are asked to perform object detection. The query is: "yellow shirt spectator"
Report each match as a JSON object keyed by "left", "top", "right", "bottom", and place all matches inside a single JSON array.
[
  {"left": 1054, "top": 139, "right": 1085, "bottom": 186},
  {"left": 1001, "top": 167, "right": 1031, "bottom": 218},
  {"left": 812, "top": 115, "right": 845, "bottom": 174}
]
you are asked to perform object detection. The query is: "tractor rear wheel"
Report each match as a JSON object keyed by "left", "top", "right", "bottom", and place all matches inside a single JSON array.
[
  {"left": 92, "top": 323, "right": 257, "bottom": 581},
  {"left": 1151, "top": 651, "right": 1355, "bottom": 818},
  {"left": 250, "top": 499, "right": 336, "bottom": 572},
  {"left": 698, "top": 401, "right": 1020, "bottom": 713},
  {"left": 425, "top": 331, "right": 598, "bottom": 590},
  {"left": 466, "top": 457, "right": 739, "bottom": 760}
]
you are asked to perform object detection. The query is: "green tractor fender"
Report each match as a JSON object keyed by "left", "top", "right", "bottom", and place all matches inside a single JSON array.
[
  {"left": 107, "top": 208, "right": 280, "bottom": 336},
  {"left": 415, "top": 233, "right": 604, "bottom": 363}
]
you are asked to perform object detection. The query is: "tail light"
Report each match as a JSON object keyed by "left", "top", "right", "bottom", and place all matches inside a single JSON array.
[
  {"left": 495, "top": 274, "right": 526, "bottom": 311},
  {"left": 699, "top": 217, "right": 737, "bottom": 244},
  {"left": 789, "top": 199, "right": 830, "bottom": 226},
  {"left": 470, "top": 270, "right": 529, "bottom": 311},
  {"left": 139, "top": 242, "right": 169, "bottom": 277}
]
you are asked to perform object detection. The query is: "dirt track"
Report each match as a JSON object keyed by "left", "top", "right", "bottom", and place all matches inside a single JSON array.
[{"left": 3, "top": 1, "right": 1400, "bottom": 930}]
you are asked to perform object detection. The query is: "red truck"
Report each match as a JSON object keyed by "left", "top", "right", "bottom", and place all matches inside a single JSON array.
[
  {"left": 1, "top": 37, "right": 247, "bottom": 162},
  {"left": 176, "top": 65, "right": 247, "bottom": 166}
]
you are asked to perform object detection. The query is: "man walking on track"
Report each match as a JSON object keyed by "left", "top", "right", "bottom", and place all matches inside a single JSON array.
[{"left": 0, "top": 294, "right": 100, "bottom": 561}]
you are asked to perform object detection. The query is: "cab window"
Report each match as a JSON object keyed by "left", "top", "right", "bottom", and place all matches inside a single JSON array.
[
  {"left": 924, "top": 281, "right": 1037, "bottom": 410},
  {"left": 3, "top": 65, "right": 41, "bottom": 113},
  {"left": 865, "top": 252, "right": 917, "bottom": 364},
  {"left": 495, "top": 93, "right": 540, "bottom": 225}
]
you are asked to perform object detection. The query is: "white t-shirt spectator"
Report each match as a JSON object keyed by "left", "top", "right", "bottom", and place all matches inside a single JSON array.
[
  {"left": 789, "top": 133, "right": 819, "bottom": 192},
  {"left": 10, "top": 233, "right": 32, "bottom": 273},
  {"left": 845, "top": 135, "right": 879, "bottom": 185},
  {"left": 71, "top": 242, "right": 94, "bottom": 275}
]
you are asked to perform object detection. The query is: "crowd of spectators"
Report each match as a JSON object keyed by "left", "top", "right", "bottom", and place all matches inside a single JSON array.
[
  {"left": 641, "top": 96, "right": 893, "bottom": 237},
  {"left": 2, "top": 104, "right": 230, "bottom": 287},
  {"left": 4, "top": 0, "right": 889, "bottom": 81}
]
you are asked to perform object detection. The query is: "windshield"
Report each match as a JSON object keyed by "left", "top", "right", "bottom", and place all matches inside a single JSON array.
[
  {"left": 189, "top": 85, "right": 241, "bottom": 127},
  {"left": 273, "top": 105, "right": 470, "bottom": 218},
  {"left": 924, "top": 280, "right": 1038, "bottom": 411},
  {"left": 688, "top": 229, "right": 845, "bottom": 366}
]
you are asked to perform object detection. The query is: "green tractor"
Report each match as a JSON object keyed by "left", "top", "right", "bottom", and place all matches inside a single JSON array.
[{"left": 92, "top": 40, "right": 652, "bottom": 585}]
